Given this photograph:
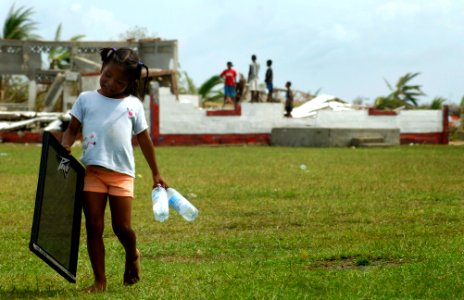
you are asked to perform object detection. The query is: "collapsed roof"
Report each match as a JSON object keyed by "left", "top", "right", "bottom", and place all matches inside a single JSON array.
[{"left": 291, "top": 94, "right": 357, "bottom": 118}]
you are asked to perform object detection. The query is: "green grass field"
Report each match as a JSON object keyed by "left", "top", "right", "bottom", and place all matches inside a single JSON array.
[{"left": 0, "top": 143, "right": 463, "bottom": 299}]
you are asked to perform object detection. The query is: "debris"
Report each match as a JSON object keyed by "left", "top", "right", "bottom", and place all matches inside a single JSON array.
[
  {"left": 0, "top": 111, "right": 68, "bottom": 132},
  {"left": 187, "top": 193, "right": 198, "bottom": 199},
  {"left": 291, "top": 94, "right": 359, "bottom": 118}
]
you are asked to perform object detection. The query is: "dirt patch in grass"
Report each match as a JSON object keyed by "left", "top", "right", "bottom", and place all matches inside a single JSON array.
[
  {"left": 158, "top": 255, "right": 204, "bottom": 263},
  {"left": 307, "top": 255, "right": 406, "bottom": 270},
  {"left": 143, "top": 252, "right": 207, "bottom": 263}
]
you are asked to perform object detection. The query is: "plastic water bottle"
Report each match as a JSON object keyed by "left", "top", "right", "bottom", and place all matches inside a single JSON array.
[
  {"left": 167, "top": 188, "right": 199, "bottom": 222},
  {"left": 152, "top": 186, "right": 169, "bottom": 222}
]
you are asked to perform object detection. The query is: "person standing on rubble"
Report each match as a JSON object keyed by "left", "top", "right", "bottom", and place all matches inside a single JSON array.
[
  {"left": 235, "top": 73, "right": 246, "bottom": 104},
  {"left": 265, "top": 59, "right": 273, "bottom": 102},
  {"left": 220, "top": 61, "right": 238, "bottom": 106},
  {"left": 248, "top": 54, "right": 260, "bottom": 103},
  {"left": 284, "top": 81, "right": 294, "bottom": 117}
]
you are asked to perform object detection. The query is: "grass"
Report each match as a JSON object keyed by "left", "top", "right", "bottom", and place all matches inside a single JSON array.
[{"left": 0, "top": 143, "right": 463, "bottom": 299}]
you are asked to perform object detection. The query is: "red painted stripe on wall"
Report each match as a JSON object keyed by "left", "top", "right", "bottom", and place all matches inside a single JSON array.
[
  {"left": 0, "top": 131, "right": 61, "bottom": 143},
  {"left": 442, "top": 105, "right": 449, "bottom": 144},
  {"left": 400, "top": 133, "right": 444, "bottom": 144},
  {"left": 0, "top": 131, "right": 448, "bottom": 145},
  {"left": 206, "top": 105, "right": 242, "bottom": 116},
  {"left": 154, "top": 133, "right": 270, "bottom": 146},
  {"left": 368, "top": 108, "right": 398, "bottom": 116}
]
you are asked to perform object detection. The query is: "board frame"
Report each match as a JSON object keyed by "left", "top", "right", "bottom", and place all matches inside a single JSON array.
[{"left": 29, "top": 131, "right": 84, "bottom": 283}]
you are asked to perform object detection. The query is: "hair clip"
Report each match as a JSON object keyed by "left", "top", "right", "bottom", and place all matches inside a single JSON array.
[{"left": 104, "top": 47, "right": 118, "bottom": 60}]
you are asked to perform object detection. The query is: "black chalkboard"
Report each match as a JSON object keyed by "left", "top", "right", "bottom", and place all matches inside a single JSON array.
[{"left": 30, "top": 131, "right": 85, "bottom": 283}]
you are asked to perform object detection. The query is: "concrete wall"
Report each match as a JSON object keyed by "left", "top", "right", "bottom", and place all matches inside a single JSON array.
[
  {"left": 270, "top": 128, "right": 400, "bottom": 147},
  {"left": 139, "top": 40, "right": 178, "bottom": 70},
  {"left": 0, "top": 40, "right": 178, "bottom": 79},
  {"left": 314, "top": 110, "right": 442, "bottom": 133},
  {"left": 158, "top": 88, "right": 443, "bottom": 136},
  {"left": 0, "top": 44, "right": 41, "bottom": 79},
  {"left": 159, "top": 88, "right": 297, "bottom": 134}
]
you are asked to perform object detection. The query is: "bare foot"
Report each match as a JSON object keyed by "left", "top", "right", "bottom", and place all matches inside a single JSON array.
[
  {"left": 82, "top": 282, "right": 106, "bottom": 293},
  {"left": 124, "top": 249, "right": 141, "bottom": 286}
]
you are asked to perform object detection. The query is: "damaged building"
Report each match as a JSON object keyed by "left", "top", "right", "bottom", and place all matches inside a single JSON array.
[{"left": 0, "top": 38, "right": 178, "bottom": 138}]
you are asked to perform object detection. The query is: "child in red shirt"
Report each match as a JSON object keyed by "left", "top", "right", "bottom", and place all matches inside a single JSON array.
[{"left": 220, "top": 61, "right": 237, "bottom": 105}]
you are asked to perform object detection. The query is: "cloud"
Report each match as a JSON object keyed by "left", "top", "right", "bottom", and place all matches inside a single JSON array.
[
  {"left": 5, "top": 0, "right": 463, "bottom": 102},
  {"left": 319, "top": 23, "right": 359, "bottom": 43},
  {"left": 378, "top": 1, "right": 422, "bottom": 18},
  {"left": 84, "top": 7, "right": 127, "bottom": 40},
  {"left": 70, "top": 3, "right": 82, "bottom": 13},
  {"left": 377, "top": 0, "right": 454, "bottom": 19}
]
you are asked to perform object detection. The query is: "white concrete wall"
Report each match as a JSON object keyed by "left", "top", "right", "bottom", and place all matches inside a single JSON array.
[
  {"left": 397, "top": 110, "right": 442, "bottom": 133},
  {"left": 81, "top": 74, "right": 100, "bottom": 93},
  {"left": 158, "top": 88, "right": 443, "bottom": 135},
  {"left": 314, "top": 110, "right": 442, "bottom": 133}
]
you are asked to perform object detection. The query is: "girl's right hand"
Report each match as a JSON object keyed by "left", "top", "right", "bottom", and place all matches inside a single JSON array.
[{"left": 62, "top": 144, "right": 71, "bottom": 154}]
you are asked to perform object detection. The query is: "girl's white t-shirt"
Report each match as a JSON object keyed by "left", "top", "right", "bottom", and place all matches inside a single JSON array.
[{"left": 70, "top": 91, "right": 148, "bottom": 177}]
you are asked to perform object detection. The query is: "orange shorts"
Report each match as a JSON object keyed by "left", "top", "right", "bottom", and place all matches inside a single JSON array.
[{"left": 84, "top": 166, "right": 134, "bottom": 197}]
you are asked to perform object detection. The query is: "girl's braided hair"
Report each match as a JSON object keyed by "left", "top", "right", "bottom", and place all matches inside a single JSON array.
[{"left": 100, "top": 47, "right": 149, "bottom": 99}]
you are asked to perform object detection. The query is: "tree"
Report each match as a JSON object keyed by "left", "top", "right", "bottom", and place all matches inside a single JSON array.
[
  {"left": 375, "top": 72, "right": 425, "bottom": 109},
  {"left": 118, "top": 25, "right": 157, "bottom": 41},
  {"left": 49, "top": 23, "right": 85, "bottom": 69},
  {"left": 352, "top": 96, "right": 368, "bottom": 106},
  {"left": 1, "top": 4, "right": 39, "bottom": 40}
]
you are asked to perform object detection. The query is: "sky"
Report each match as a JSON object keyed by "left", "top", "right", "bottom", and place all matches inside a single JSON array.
[{"left": 2, "top": 0, "right": 464, "bottom": 104}]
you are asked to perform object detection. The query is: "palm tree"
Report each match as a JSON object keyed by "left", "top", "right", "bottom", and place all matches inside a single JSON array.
[
  {"left": 375, "top": 72, "right": 425, "bottom": 109},
  {"left": 1, "top": 4, "right": 39, "bottom": 102},
  {"left": 374, "top": 95, "right": 405, "bottom": 110},
  {"left": 386, "top": 72, "right": 425, "bottom": 107},
  {"left": 49, "top": 23, "right": 85, "bottom": 69},
  {"left": 1, "top": 4, "right": 39, "bottom": 39},
  {"left": 429, "top": 97, "right": 446, "bottom": 110},
  {"left": 198, "top": 75, "right": 223, "bottom": 103},
  {"left": 178, "top": 71, "right": 198, "bottom": 95},
  {"left": 178, "top": 72, "right": 224, "bottom": 106}
]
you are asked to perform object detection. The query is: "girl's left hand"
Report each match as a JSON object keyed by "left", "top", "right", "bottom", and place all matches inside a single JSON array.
[{"left": 153, "top": 174, "right": 168, "bottom": 189}]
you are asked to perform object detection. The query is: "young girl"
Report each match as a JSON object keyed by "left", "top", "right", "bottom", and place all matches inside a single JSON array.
[{"left": 62, "top": 48, "right": 167, "bottom": 292}]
